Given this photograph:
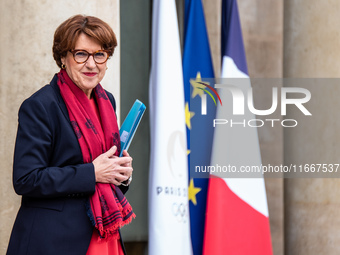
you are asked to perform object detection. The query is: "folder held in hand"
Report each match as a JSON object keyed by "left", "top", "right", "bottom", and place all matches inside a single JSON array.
[{"left": 119, "top": 99, "right": 146, "bottom": 157}]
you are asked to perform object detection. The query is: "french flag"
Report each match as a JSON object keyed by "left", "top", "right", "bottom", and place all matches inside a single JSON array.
[{"left": 203, "top": 0, "right": 273, "bottom": 254}]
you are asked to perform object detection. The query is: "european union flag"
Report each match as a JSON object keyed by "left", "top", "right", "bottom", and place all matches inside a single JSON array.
[{"left": 183, "top": 0, "right": 215, "bottom": 254}]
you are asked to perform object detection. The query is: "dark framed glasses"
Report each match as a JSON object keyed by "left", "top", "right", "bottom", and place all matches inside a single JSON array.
[{"left": 69, "top": 49, "right": 110, "bottom": 64}]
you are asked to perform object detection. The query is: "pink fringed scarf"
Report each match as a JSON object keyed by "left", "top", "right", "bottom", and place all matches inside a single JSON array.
[{"left": 57, "top": 69, "right": 135, "bottom": 239}]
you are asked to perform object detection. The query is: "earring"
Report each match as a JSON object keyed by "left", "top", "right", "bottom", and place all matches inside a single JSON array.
[
  {"left": 61, "top": 63, "right": 66, "bottom": 69},
  {"left": 106, "top": 67, "right": 108, "bottom": 70}
]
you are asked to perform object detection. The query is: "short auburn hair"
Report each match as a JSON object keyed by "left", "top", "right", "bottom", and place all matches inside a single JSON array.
[{"left": 53, "top": 15, "right": 117, "bottom": 68}]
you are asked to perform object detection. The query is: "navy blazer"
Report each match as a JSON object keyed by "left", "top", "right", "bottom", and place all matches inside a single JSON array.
[{"left": 7, "top": 74, "right": 128, "bottom": 255}]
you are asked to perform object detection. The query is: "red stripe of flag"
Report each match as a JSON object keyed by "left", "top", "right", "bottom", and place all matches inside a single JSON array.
[{"left": 203, "top": 177, "right": 272, "bottom": 255}]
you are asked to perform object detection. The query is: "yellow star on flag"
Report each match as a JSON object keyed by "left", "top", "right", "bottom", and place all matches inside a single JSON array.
[
  {"left": 190, "top": 72, "right": 206, "bottom": 99},
  {"left": 188, "top": 179, "right": 201, "bottom": 205},
  {"left": 185, "top": 102, "right": 195, "bottom": 129}
]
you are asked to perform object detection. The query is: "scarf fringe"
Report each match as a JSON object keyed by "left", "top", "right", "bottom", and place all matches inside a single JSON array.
[
  {"left": 95, "top": 211, "right": 136, "bottom": 241},
  {"left": 85, "top": 195, "right": 136, "bottom": 240}
]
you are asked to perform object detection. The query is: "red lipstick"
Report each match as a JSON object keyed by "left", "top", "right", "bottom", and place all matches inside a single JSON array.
[{"left": 83, "top": 72, "right": 97, "bottom": 77}]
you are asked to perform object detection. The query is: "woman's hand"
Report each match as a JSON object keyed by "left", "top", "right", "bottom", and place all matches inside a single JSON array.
[{"left": 92, "top": 146, "right": 133, "bottom": 186}]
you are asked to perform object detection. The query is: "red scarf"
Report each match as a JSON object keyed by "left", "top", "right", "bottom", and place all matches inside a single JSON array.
[{"left": 57, "top": 69, "right": 135, "bottom": 239}]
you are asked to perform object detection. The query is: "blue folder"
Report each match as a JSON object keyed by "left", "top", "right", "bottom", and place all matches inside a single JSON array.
[{"left": 119, "top": 99, "right": 146, "bottom": 157}]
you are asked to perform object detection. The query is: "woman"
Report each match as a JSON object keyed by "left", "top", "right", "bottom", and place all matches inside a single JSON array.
[{"left": 7, "top": 15, "right": 134, "bottom": 255}]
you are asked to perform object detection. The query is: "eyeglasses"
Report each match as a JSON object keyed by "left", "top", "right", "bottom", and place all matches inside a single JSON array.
[{"left": 69, "top": 49, "right": 110, "bottom": 64}]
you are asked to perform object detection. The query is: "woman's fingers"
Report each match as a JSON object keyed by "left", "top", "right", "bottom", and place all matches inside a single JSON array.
[
  {"left": 112, "top": 168, "right": 132, "bottom": 183},
  {"left": 122, "top": 150, "right": 130, "bottom": 157},
  {"left": 105, "top": 146, "right": 117, "bottom": 157},
  {"left": 93, "top": 149, "right": 133, "bottom": 184},
  {"left": 120, "top": 150, "right": 133, "bottom": 167}
]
